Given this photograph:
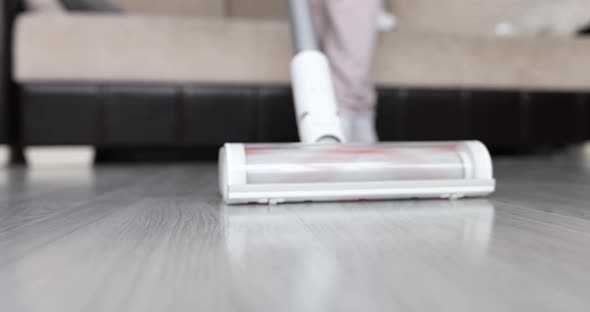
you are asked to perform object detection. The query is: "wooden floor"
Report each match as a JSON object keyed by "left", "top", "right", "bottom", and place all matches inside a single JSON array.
[{"left": 1, "top": 145, "right": 590, "bottom": 312}]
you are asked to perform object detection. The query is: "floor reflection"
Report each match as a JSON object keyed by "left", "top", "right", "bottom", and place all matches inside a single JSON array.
[{"left": 221, "top": 200, "right": 495, "bottom": 310}]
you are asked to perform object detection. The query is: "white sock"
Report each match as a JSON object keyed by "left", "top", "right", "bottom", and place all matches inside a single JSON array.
[
  {"left": 340, "top": 115, "right": 355, "bottom": 143},
  {"left": 340, "top": 115, "right": 378, "bottom": 144},
  {"left": 354, "top": 116, "right": 378, "bottom": 144}
]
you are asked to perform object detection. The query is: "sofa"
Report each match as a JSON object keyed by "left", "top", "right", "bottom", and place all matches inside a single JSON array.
[{"left": 1, "top": 0, "right": 590, "bottom": 162}]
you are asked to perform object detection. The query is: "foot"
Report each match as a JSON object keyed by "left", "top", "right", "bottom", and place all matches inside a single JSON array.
[
  {"left": 354, "top": 116, "right": 379, "bottom": 143},
  {"left": 339, "top": 115, "right": 355, "bottom": 143},
  {"left": 340, "top": 115, "right": 379, "bottom": 144}
]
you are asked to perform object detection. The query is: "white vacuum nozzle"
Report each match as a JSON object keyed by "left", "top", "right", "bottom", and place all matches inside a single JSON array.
[{"left": 219, "top": 141, "right": 495, "bottom": 205}]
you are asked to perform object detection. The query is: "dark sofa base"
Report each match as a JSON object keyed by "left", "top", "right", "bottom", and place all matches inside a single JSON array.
[
  {"left": 0, "top": 0, "right": 21, "bottom": 147},
  {"left": 18, "top": 83, "right": 589, "bottom": 152}
]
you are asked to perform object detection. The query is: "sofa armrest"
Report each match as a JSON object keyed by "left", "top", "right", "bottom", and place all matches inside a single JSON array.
[{"left": 0, "top": 0, "right": 21, "bottom": 145}]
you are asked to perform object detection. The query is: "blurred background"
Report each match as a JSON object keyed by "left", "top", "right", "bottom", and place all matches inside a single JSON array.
[{"left": 1, "top": 0, "right": 590, "bottom": 165}]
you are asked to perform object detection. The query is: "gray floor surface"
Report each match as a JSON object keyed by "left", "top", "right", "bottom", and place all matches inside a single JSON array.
[{"left": 1, "top": 145, "right": 590, "bottom": 311}]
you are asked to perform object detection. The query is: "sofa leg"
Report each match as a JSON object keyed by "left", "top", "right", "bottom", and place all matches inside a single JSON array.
[
  {"left": 25, "top": 146, "right": 96, "bottom": 168},
  {"left": 0, "top": 145, "right": 8, "bottom": 167}
]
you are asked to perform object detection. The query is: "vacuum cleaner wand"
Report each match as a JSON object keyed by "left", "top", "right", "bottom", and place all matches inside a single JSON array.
[
  {"left": 287, "top": 0, "right": 320, "bottom": 52},
  {"left": 218, "top": 0, "right": 496, "bottom": 205},
  {"left": 287, "top": 0, "right": 344, "bottom": 144}
]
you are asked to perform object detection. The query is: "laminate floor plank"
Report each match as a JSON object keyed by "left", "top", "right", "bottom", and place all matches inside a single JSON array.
[{"left": 0, "top": 167, "right": 166, "bottom": 264}]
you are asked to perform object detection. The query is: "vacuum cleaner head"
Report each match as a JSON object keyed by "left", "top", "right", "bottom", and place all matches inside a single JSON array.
[{"left": 219, "top": 141, "right": 495, "bottom": 205}]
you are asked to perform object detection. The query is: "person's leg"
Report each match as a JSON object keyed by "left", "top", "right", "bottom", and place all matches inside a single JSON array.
[
  {"left": 310, "top": 0, "right": 359, "bottom": 142},
  {"left": 323, "top": 0, "right": 381, "bottom": 143}
]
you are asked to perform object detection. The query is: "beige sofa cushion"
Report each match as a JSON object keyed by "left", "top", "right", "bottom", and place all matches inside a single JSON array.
[
  {"left": 14, "top": 14, "right": 292, "bottom": 84},
  {"left": 110, "top": 0, "right": 288, "bottom": 19},
  {"left": 375, "top": 31, "right": 590, "bottom": 90},
  {"left": 494, "top": 0, "right": 590, "bottom": 37},
  {"left": 110, "top": 0, "right": 225, "bottom": 17},
  {"left": 24, "top": 0, "right": 64, "bottom": 12},
  {"left": 227, "top": 0, "right": 287, "bottom": 20},
  {"left": 388, "top": 0, "right": 548, "bottom": 35},
  {"left": 14, "top": 13, "right": 590, "bottom": 90}
]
